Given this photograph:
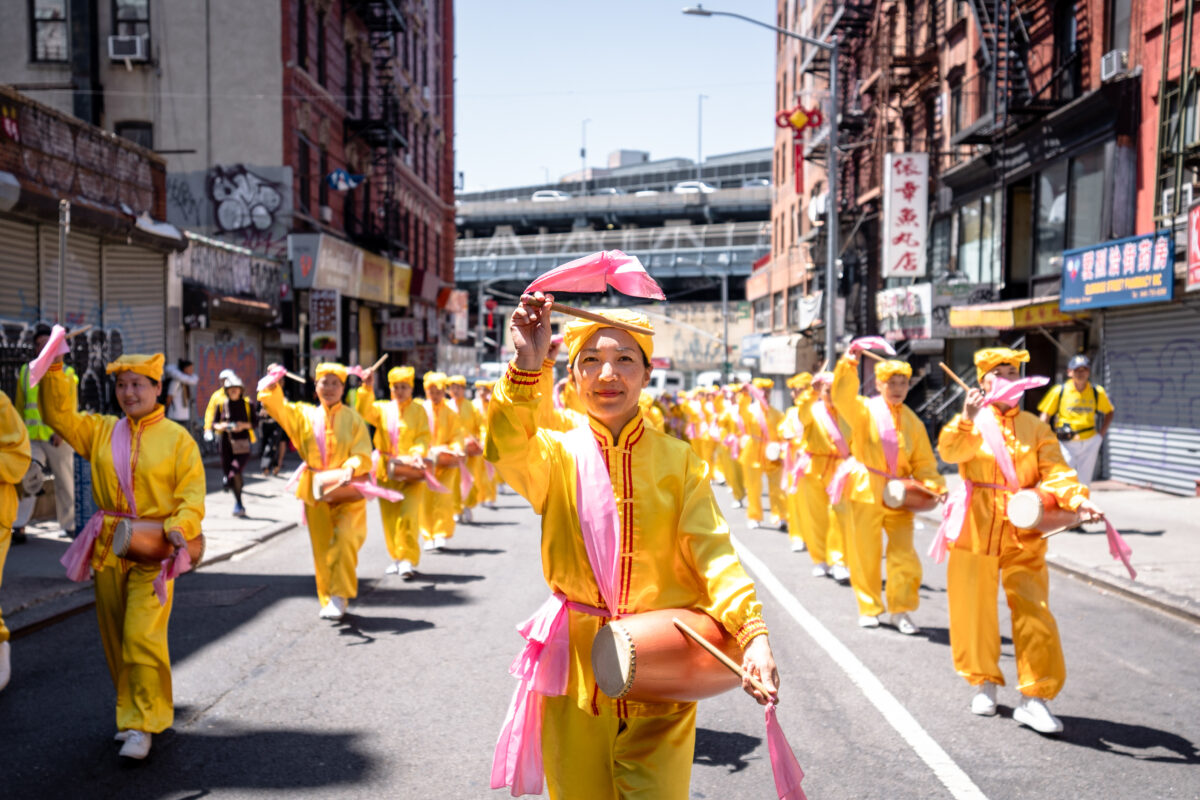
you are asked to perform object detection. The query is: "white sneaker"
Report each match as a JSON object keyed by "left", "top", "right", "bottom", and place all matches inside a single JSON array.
[
  {"left": 118, "top": 730, "right": 152, "bottom": 760},
  {"left": 0, "top": 641, "right": 9, "bottom": 692},
  {"left": 811, "top": 563, "right": 830, "bottom": 578},
  {"left": 461, "top": 507, "right": 473, "bottom": 524},
  {"left": 114, "top": 730, "right": 131, "bottom": 742},
  {"left": 433, "top": 534, "right": 447, "bottom": 550},
  {"left": 1013, "top": 695, "right": 1064, "bottom": 734},
  {"left": 771, "top": 516, "right": 786, "bottom": 530},
  {"left": 731, "top": 499, "right": 743, "bottom": 509},
  {"left": 891, "top": 613, "right": 920, "bottom": 636},
  {"left": 483, "top": 501, "right": 498, "bottom": 510},
  {"left": 970, "top": 683, "right": 998, "bottom": 716},
  {"left": 422, "top": 537, "right": 435, "bottom": 551},
  {"left": 318, "top": 597, "right": 347, "bottom": 620},
  {"left": 747, "top": 520, "right": 761, "bottom": 529},
  {"left": 858, "top": 614, "right": 880, "bottom": 629},
  {"left": 790, "top": 539, "right": 807, "bottom": 553},
  {"left": 830, "top": 564, "right": 851, "bottom": 583},
  {"left": 396, "top": 559, "right": 415, "bottom": 579},
  {"left": 385, "top": 560, "right": 400, "bottom": 575}
]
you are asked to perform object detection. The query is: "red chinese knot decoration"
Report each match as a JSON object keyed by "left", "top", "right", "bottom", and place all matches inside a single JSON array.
[{"left": 775, "top": 105, "right": 824, "bottom": 193}]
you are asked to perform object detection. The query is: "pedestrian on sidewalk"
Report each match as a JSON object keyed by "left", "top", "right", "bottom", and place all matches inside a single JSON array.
[
  {"left": 832, "top": 351, "right": 944, "bottom": 634},
  {"left": 1037, "top": 354, "right": 1114, "bottom": 489},
  {"left": 258, "top": 363, "right": 373, "bottom": 621},
  {"left": 489, "top": 295, "right": 780, "bottom": 799},
  {"left": 0, "top": 388, "right": 33, "bottom": 692},
  {"left": 936, "top": 347, "right": 1106, "bottom": 736},
  {"left": 163, "top": 359, "right": 199, "bottom": 428},
  {"left": 211, "top": 375, "right": 257, "bottom": 518},
  {"left": 355, "top": 366, "right": 429, "bottom": 579},
  {"left": 417, "top": 372, "right": 463, "bottom": 551},
  {"left": 39, "top": 351, "right": 206, "bottom": 761},
  {"left": 14, "top": 324, "right": 77, "bottom": 542},
  {"left": 202, "top": 368, "right": 237, "bottom": 445}
]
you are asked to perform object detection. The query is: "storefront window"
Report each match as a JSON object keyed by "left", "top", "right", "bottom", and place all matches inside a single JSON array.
[
  {"left": 930, "top": 216, "right": 952, "bottom": 279},
  {"left": 1068, "top": 145, "right": 1105, "bottom": 250},
  {"left": 773, "top": 292, "right": 785, "bottom": 331},
  {"left": 957, "top": 201, "right": 981, "bottom": 280},
  {"left": 753, "top": 297, "right": 771, "bottom": 333},
  {"left": 1035, "top": 160, "right": 1068, "bottom": 276}
]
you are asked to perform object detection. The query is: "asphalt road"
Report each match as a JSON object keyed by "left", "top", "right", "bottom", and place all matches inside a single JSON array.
[{"left": 2, "top": 483, "right": 1198, "bottom": 799}]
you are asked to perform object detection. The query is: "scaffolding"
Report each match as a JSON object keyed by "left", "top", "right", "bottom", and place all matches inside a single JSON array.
[{"left": 1153, "top": 0, "right": 1197, "bottom": 226}]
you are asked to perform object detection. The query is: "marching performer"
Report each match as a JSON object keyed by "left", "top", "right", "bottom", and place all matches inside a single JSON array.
[
  {"left": 41, "top": 352, "right": 205, "bottom": 760},
  {"left": 418, "top": 371, "right": 463, "bottom": 550},
  {"left": 777, "top": 372, "right": 812, "bottom": 553},
  {"left": 937, "top": 347, "right": 1104, "bottom": 734},
  {"left": 448, "top": 375, "right": 483, "bottom": 524},
  {"left": 472, "top": 379, "right": 499, "bottom": 508},
  {"left": 639, "top": 390, "right": 666, "bottom": 433},
  {"left": 0, "top": 389, "right": 32, "bottom": 692},
  {"left": 258, "top": 362, "right": 373, "bottom": 620},
  {"left": 833, "top": 355, "right": 944, "bottom": 632},
  {"left": 489, "top": 294, "right": 779, "bottom": 799},
  {"left": 356, "top": 366, "right": 430, "bottom": 579},
  {"left": 791, "top": 371, "right": 854, "bottom": 580},
  {"left": 717, "top": 384, "right": 748, "bottom": 509},
  {"left": 735, "top": 379, "right": 786, "bottom": 529}
]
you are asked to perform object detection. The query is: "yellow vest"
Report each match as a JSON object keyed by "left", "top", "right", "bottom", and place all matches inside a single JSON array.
[{"left": 18, "top": 363, "right": 77, "bottom": 441}]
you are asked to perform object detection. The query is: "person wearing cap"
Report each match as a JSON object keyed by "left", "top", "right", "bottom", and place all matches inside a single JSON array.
[
  {"left": 447, "top": 375, "right": 483, "bottom": 524},
  {"left": 0, "top": 389, "right": 32, "bottom": 692},
  {"left": 472, "top": 380, "right": 499, "bottom": 508},
  {"left": 38, "top": 352, "right": 205, "bottom": 760},
  {"left": 210, "top": 374, "right": 257, "bottom": 517},
  {"left": 202, "top": 369, "right": 237, "bottom": 440},
  {"left": 357, "top": 366, "right": 430, "bottom": 579},
  {"left": 488, "top": 293, "right": 779, "bottom": 799},
  {"left": 833, "top": 356, "right": 944, "bottom": 633},
  {"left": 938, "top": 347, "right": 1105, "bottom": 734},
  {"left": 717, "top": 384, "right": 749, "bottom": 509},
  {"left": 259, "top": 362, "right": 373, "bottom": 620},
  {"left": 734, "top": 378, "right": 786, "bottom": 530},
  {"left": 777, "top": 373, "right": 813, "bottom": 553},
  {"left": 419, "top": 371, "right": 464, "bottom": 550},
  {"left": 1037, "top": 354, "right": 1114, "bottom": 490}
]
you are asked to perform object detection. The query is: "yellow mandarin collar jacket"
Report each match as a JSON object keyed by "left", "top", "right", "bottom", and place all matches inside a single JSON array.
[
  {"left": 938, "top": 405, "right": 1087, "bottom": 556},
  {"left": 488, "top": 362, "right": 767, "bottom": 717},
  {"left": 0, "top": 390, "right": 32, "bottom": 532},
  {"left": 258, "top": 383, "right": 372, "bottom": 501},
  {"left": 784, "top": 387, "right": 853, "bottom": 481},
  {"left": 355, "top": 394, "right": 430, "bottom": 482},
  {"left": 420, "top": 398, "right": 464, "bottom": 451},
  {"left": 41, "top": 368, "right": 205, "bottom": 570}
]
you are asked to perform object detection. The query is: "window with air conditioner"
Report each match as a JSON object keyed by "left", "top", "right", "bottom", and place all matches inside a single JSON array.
[{"left": 113, "top": 0, "right": 150, "bottom": 48}]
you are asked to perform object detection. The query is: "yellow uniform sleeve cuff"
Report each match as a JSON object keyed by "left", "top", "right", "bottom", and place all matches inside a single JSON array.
[
  {"left": 735, "top": 617, "right": 769, "bottom": 648},
  {"left": 957, "top": 417, "right": 975, "bottom": 433},
  {"left": 501, "top": 363, "right": 542, "bottom": 400}
]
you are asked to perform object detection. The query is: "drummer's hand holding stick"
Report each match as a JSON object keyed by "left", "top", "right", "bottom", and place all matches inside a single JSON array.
[
  {"left": 742, "top": 634, "right": 780, "bottom": 706},
  {"left": 963, "top": 387, "right": 985, "bottom": 421},
  {"left": 512, "top": 292, "right": 554, "bottom": 372},
  {"left": 166, "top": 528, "right": 187, "bottom": 556},
  {"left": 1076, "top": 497, "right": 1105, "bottom": 524}
]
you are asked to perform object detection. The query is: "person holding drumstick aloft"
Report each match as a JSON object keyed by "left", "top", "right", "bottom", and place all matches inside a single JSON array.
[
  {"left": 832, "top": 351, "right": 944, "bottom": 633},
  {"left": 39, "top": 352, "right": 205, "bottom": 760},
  {"left": 489, "top": 292, "right": 779, "bottom": 799},
  {"left": 936, "top": 347, "right": 1105, "bottom": 735}
]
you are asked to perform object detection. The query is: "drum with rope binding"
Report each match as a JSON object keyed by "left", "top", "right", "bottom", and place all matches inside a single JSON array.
[
  {"left": 882, "top": 479, "right": 941, "bottom": 512},
  {"left": 764, "top": 442, "right": 783, "bottom": 463},
  {"left": 311, "top": 469, "right": 363, "bottom": 504},
  {"left": 387, "top": 458, "right": 426, "bottom": 482},
  {"left": 1007, "top": 488, "right": 1081, "bottom": 534},
  {"left": 112, "top": 518, "right": 206, "bottom": 567}
]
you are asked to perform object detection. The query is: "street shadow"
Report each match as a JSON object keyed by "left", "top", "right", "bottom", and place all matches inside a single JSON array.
[
  {"left": 1072, "top": 528, "right": 1165, "bottom": 537},
  {"left": 461, "top": 520, "right": 519, "bottom": 528},
  {"left": 692, "top": 728, "right": 762, "bottom": 773},
  {"left": 918, "top": 583, "right": 947, "bottom": 594},
  {"left": 434, "top": 546, "right": 506, "bottom": 556},
  {"left": 356, "top": 586, "right": 476, "bottom": 609},
  {"left": 333, "top": 614, "right": 436, "bottom": 645},
  {"left": 1051, "top": 715, "right": 1200, "bottom": 762},
  {"left": 405, "top": 572, "right": 486, "bottom": 585},
  {"left": 920, "top": 626, "right": 1012, "bottom": 648}
]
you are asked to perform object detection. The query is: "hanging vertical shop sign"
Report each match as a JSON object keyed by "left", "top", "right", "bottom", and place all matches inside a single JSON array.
[
  {"left": 1060, "top": 231, "right": 1174, "bottom": 311},
  {"left": 309, "top": 289, "right": 341, "bottom": 358},
  {"left": 1188, "top": 202, "right": 1200, "bottom": 292},
  {"left": 882, "top": 153, "right": 929, "bottom": 278}
]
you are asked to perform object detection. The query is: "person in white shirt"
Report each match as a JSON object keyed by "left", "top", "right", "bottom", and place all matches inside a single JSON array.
[{"left": 164, "top": 360, "right": 200, "bottom": 426}]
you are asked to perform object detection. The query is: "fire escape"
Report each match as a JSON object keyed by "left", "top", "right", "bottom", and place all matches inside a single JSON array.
[
  {"left": 1153, "top": 0, "right": 1198, "bottom": 225},
  {"left": 346, "top": 0, "right": 408, "bottom": 258}
]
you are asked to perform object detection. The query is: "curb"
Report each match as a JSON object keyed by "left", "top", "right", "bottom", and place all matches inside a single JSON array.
[
  {"left": 9, "top": 521, "right": 298, "bottom": 640},
  {"left": 1045, "top": 554, "right": 1200, "bottom": 627}
]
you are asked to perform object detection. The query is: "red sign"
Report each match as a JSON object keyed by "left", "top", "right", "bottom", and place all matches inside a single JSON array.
[{"left": 1188, "top": 202, "right": 1200, "bottom": 292}]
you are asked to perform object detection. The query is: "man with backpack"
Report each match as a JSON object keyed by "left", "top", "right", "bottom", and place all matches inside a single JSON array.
[{"left": 1037, "top": 354, "right": 1114, "bottom": 488}]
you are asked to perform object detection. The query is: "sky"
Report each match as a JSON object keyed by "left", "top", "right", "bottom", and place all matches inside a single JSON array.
[{"left": 454, "top": 0, "right": 776, "bottom": 192}]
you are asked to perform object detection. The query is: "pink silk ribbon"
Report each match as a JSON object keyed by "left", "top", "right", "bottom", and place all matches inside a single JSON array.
[
  {"left": 867, "top": 396, "right": 900, "bottom": 477},
  {"left": 154, "top": 547, "right": 192, "bottom": 605},
  {"left": 552, "top": 379, "right": 566, "bottom": 410},
  {"left": 27, "top": 324, "right": 69, "bottom": 387},
  {"left": 256, "top": 364, "right": 288, "bottom": 394},
  {"left": 723, "top": 433, "right": 742, "bottom": 460},
  {"left": 813, "top": 402, "right": 854, "bottom": 503},
  {"left": 983, "top": 375, "right": 1050, "bottom": 408},
  {"left": 61, "top": 418, "right": 136, "bottom": 582},
  {"left": 847, "top": 335, "right": 896, "bottom": 356},
  {"left": 524, "top": 249, "right": 666, "bottom": 300},
  {"left": 1105, "top": 518, "right": 1137, "bottom": 580},
  {"left": 766, "top": 703, "right": 808, "bottom": 800}
]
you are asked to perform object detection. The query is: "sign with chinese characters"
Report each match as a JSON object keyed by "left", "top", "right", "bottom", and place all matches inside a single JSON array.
[
  {"left": 382, "top": 317, "right": 419, "bottom": 350},
  {"left": 882, "top": 153, "right": 929, "bottom": 278},
  {"left": 1189, "top": 203, "right": 1200, "bottom": 292},
  {"left": 309, "top": 289, "right": 340, "bottom": 357},
  {"left": 1060, "top": 231, "right": 1174, "bottom": 310}
]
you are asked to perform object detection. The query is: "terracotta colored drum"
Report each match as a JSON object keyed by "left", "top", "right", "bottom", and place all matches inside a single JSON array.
[
  {"left": 464, "top": 439, "right": 484, "bottom": 457},
  {"left": 312, "top": 469, "right": 362, "bottom": 504},
  {"left": 1007, "top": 488, "right": 1081, "bottom": 533},
  {"left": 590, "top": 607, "right": 742, "bottom": 703},
  {"left": 764, "top": 442, "right": 783, "bottom": 463},
  {"left": 113, "top": 518, "right": 206, "bottom": 567},
  {"left": 882, "top": 478, "right": 941, "bottom": 512},
  {"left": 428, "top": 449, "right": 459, "bottom": 468},
  {"left": 387, "top": 458, "right": 426, "bottom": 482}
]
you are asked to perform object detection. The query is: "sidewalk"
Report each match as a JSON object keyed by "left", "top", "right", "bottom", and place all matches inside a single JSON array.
[
  {"left": 921, "top": 475, "right": 1200, "bottom": 624},
  {"left": 1, "top": 457, "right": 304, "bottom": 637}
]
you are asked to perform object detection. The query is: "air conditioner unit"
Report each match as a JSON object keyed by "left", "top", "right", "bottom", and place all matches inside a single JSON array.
[
  {"left": 422, "top": 85, "right": 432, "bottom": 102},
  {"left": 1100, "top": 50, "right": 1128, "bottom": 83},
  {"left": 1161, "top": 184, "right": 1194, "bottom": 218},
  {"left": 1161, "top": 187, "right": 1174, "bottom": 218},
  {"left": 107, "top": 35, "right": 148, "bottom": 62},
  {"left": 319, "top": 204, "right": 333, "bottom": 223}
]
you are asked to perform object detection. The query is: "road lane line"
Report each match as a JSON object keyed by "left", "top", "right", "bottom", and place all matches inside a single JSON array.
[{"left": 733, "top": 535, "right": 989, "bottom": 800}]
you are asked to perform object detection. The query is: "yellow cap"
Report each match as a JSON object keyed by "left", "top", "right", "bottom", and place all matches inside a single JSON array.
[
  {"left": 387, "top": 366, "right": 414, "bottom": 385},
  {"left": 105, "top": 353, "right": 164, "bottom": 383},
  {"left": 563, "top": 309, "right": 654, "bottom": 366},
  {"left": 727, "top": 383, "right": 743, "bottom": 392},
  {"left": 315, "top": 363, "right": 348, "bottom": 383},
  {"left": 423, "top": 371, "right": 447, "bottom": 389},
  {"left": 974, "top": 347, "right": 1029, "bottom": 383},
  {"left": 786, "top": 372, "right": 812, "bottom": 390},
  {"left": 875, "top": 360, "right": 912, "bottom": 383},
  {"left": 474, "top": 379, "right": 495, "bottom": 389},
  {"left": 753, "top": 377, "right": 774, "bottom": 390},
  {"left": 447, "top": 375, "right": 467, "bottom": 386}
]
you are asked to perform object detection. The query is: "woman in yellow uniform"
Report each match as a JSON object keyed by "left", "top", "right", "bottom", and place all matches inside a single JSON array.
[
  {"left": 0, "top": 389, "right": 32, "bottom": 692},
  {"left": 777, "top": 372, "right": 812, "bottom": 554},
  {"left": 791, "top": 371, "right": 854, "bottom": 579},
  {"left": 717, "top": 384, "right": 749, "bottom": 508},
  {"left": 259, "top": 362, "right": 372, "bottom": 620},
  {"left": 489, "top": 295, "right": 779, "bottom": 799},
  {"left": 418, "top": 372, "right": 463, "bottom": 550},
  {"left": 735, "top": 379, "right": 786, "bottom": 529},
  {"left": 41, "top": 353, "right": 205, "bottom": 760},
  {"left": 938, "top": 347, "right": 1104, "bottom": 735},
  {"left": 447, "top": 375, "right": 483, "bottom": 524},
  {"left": 356, "top": 366, "right": 430, "bottom": 579},
  {"left": 471, "top": 379, "right": 499, "bottom": 508},
  {"left": 833, "top": 356, "right": 944, "bottom": 633}
]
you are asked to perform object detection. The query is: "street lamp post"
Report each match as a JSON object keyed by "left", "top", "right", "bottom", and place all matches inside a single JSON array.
[{"left": 683, "top": 4, "right": 840, "bottom": 363}]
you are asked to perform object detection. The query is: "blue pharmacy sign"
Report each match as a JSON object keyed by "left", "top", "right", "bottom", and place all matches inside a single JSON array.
[{"left": 1060, "top": 231, "right": 1175, "bottom": 311}]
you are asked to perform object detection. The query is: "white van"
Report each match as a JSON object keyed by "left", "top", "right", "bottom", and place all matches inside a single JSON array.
[
  {"left": 693, "top": 370, "right": 751, "bottom": 388},
  {"left": 647, "top": 369, "right": 685, "bottom": 398}
]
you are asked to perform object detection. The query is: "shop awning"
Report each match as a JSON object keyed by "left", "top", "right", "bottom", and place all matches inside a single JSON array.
[{"left": 949, "top": 296, "right": 1088, "bottom": 330}]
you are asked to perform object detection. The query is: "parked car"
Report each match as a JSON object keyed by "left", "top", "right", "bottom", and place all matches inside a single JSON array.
[
  {"left": 531, "top": 189, "right": 571, "bottom": 202},
  {"left": 633, "top": 189, "right": 660, "bottom": 197},
  {"left": 741, "top": 178, "right": 771, "bottom": 188},
  {"left": 693, "top": 370, "right": 751, "bottom": 388},
  {"left": 672, "top": 180, "right": 717, "bottom": 194},
  {"left": 592, "top": 187, "right": 623, "bottom": 196}
]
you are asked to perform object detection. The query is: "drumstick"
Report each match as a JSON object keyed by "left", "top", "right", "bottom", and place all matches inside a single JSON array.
[
  {"left": 284, "top": 370, "right": 306, "bottom": 383},
  {"left": 363, "top": 354, "right": 388, "bottom": 374},
  {"left": 939, "top": 362, "right": 972, "bottom": 391},
  {"left": 672, "top": 617, "right": 775, "bottom": 702},
  {"left": 858, "top": 350, "right": 886, "bottom": 362},
  {"left": 65, "top": 324, "right": 92, "bottom": 339},
  {"left": 522, "top": 298, "right": 655, "bottom": 336}
]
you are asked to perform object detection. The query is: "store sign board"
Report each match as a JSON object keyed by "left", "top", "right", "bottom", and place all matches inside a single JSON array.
[
  {"left": 382, "top": 317, "right": 419, "bottom": 350},
  {"left": 1188, "top": 203, "right": 1200, "bottom": 292},
  {"left": 876, "top": 282, "right": 997, "bottom": 340},
  {"left": 882, "top": 153, "right": 928, "bottom": 278},
  {"left": 309, "top": 289, "right": 340, "bottom": 357},
  {"left": 1061, "top": 231, "right": 1174, "bottom": 310}
]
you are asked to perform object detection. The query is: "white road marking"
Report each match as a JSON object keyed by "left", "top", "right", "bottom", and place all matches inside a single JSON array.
[{"left": 733, "top": 535, "right": 990, "bottom": 800}]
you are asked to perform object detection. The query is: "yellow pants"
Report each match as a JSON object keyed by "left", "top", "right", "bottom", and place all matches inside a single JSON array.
[
  {"left": 848, "top": 501, "right": 921, "bottom": 617},
  {"left": 696, "top": 438, "right": 716, "bottom": 475},
  {"left": 716, "top": 445, "right": 744, "bottom": 501},
  {"left": 785, "top": 481, "right": 808, "bottom": 548},
  {"left": 379, "top": 480, "right": 425, "bottom": 565},
  {"left": 466, "top": 455, "right": 495, "bottom": 505},
  {"left": 304, "top": 499, "right": 367, "bottom": 605},
  {"left": 740, "top": 461, "right": 787, "bottom": 523},
  {"left": 0, "top": 524, "right": 11, "bottom": 643},
  {"left": 947, "top": 539, "right": 1065, "bottom": 699},
  {"left": 798, "top": 470, "right": 849, "bottom": 567},
  {"left": 542, "top": 695, "right": 696, "bottom": 800},
  {"left": 93, "top": 564, "right": 175, "bottom": 734},
  {"left": 421, "top": 465, "right": 458, "bottom": 542}
]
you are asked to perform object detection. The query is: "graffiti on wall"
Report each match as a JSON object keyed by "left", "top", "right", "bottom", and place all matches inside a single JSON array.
[
  {"left": 191, "top": 331, "right": 261, "bottom": 418},
  {"left": 166, "top": 164, "right": 293, "bottom": 258},
  {"left": 0, "top": 322, "right": 132, "bottom": 414},
  {"left": 173, "top": 242, "right": 286, "bottom": 315}
]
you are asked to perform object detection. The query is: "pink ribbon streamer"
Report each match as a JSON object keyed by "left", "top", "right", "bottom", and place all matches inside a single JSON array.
[
  {"left": 524, "top": 249, "right": 666, "bottom": 300},
  {"left": 153, "top": 547, "right": 192, "bottom": 605},
  {"left": 766, "top": 703, "right": 808, "bottom": 800},
  {"left": 1105, "top": 519, "right": 1137, "bottom": 580},
  {"left": 847, "top": 335, "right": 897, "bottom": 356},
  {"left": 256, "top": 364, "right": 288, "bottom": 394},
  {"left": 552, "top": 379, "right": 566, "bottom": 410},
  {"left": 813, "top": 401, "right": 853, "bottom": 503},
  {"left": 745, "top": 384, "right": 771, "bottom": 440},
  {"left": 867, "top": 396, "right": 899, "bottom": 478},
  {"left": 723, "top": 433, "right": 741, "bottom": 460},
  {"left": 27, "top": 324, "right": 69, "bottom": 388},
  {"left": 62, "top": 418, "right": 136, "bottom": 581},
  {"left": 983, "top": 375, "right": 1050, "bottom": 408}
]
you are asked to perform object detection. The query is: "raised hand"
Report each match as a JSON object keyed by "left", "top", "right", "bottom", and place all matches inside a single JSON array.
[
  {"left": 963, "top": 388, "right": 986, "bottom": 421},
  {"left": 511, "top": 292, "right": 554, "bottom": 371}
]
